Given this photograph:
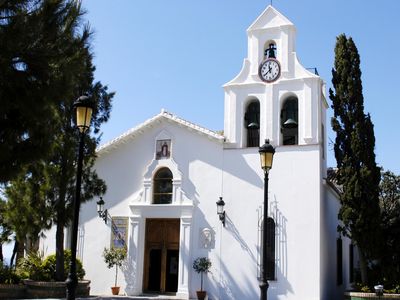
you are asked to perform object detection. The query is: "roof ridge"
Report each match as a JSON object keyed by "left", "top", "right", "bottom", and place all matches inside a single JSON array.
[
  {"left": 161, "top": 110, "right": 222, "bottom": 136},
  {"left": 97, "top": 109, "right": 224, "bottom": 155}
]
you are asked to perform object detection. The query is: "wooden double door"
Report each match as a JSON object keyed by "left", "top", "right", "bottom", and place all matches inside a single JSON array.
[{"left": 144, "top": 219, "right": 180, "bottom": 293}]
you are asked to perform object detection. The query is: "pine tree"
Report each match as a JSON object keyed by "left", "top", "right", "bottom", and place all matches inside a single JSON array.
[
  {"left": 0, "top": 196, "right": 12, "bottom": 263},
  {"left": 329, "top": 34, "right": 381, "bottom": 284},
  {"left": 2, "top": 0, "right": 114, "bottom": 279},
  {"left": 4, "top": 162, "right": 54, "bottom": 265},
  {"left": 0, "top": 0, "right": 89, "bottom": 182}
]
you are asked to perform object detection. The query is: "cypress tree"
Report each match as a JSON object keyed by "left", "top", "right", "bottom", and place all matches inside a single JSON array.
[{"left": 329, "top": 34, "right": 381, "bottom": 284}]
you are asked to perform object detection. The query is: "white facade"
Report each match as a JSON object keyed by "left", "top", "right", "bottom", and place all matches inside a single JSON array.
[{"left": 41, "top": 5, "right": 354, "bottom": 300}]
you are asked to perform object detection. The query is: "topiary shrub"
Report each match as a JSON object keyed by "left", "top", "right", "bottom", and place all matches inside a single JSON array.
[
  {"left": 103, "top": 247, "right": 126, "bottom": 287},
  {"left": 17, "top": 250, "right": 85, "bottom": 281},
  {"left": 193, "top": 257, "right": 212, "bottom": 292}
]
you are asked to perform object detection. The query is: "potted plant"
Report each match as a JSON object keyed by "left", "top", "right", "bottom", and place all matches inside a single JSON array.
[
  {"left": 103, "top": 247, "right": 127, "bottom": 295},
  {"left": 193, "top": 257, "right": 212, "bottom": 300}
]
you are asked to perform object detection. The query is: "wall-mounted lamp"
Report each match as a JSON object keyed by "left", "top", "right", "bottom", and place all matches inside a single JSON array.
[
  {"left": 96, "top": 197, "right": 108, "bottom": 224},
  {"left": 216, "top": 197, "right": 226, "bottom": 227}
]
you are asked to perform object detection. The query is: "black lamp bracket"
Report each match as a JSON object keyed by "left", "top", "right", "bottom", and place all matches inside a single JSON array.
[{"left": 98, "top": 209, "right": 110, "bottom": 224}]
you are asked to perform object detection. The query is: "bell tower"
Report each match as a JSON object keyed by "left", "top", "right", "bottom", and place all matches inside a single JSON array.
[{"left": 223, "top": 5, "right": 327, "bottom": 154}]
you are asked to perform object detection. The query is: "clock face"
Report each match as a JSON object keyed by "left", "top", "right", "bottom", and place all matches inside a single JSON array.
[{"left": 259, "top": 59, "right": 281, "bottom": 83}]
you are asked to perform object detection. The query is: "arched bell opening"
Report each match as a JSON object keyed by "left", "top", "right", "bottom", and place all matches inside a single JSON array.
[
  {"left": 281, "top": 97, "right": 298, "bottom": 145},
  {"left": 244, "top": 100, "right": 260, "bottom": 147}
]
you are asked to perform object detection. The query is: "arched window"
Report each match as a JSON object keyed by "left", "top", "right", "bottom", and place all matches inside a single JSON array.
[
  {"left": 153, "top": 168, "right": 173, "bottom": 204},
  {"left": 281, "top": 97, "right": 298, "bottom": 145},
  {"left": 260, "top": 217, "right": 276, "bottom": 280},
  {"left": 244, "top": 101, "right": 260, "bottom": 147}
]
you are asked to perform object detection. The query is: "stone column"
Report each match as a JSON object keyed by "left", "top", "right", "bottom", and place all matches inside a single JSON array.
[{"left": 176, "top": 217, "right": 192, "bottom": 299}]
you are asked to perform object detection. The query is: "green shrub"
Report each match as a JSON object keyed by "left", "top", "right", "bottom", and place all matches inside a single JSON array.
[
  {"left": 360, "top": 285, "right": 372, "bottom": 293},
  {"left": 42, "top": 250, "right": 85, "bottom": 281},
  {"left": 352, "top": 282, "right": 372, "bottom": 293},
  {"left": 384, "top": 284, "right": 400, "bottom": 294},
  {"left": 16, "top": 250, "right": 85, "bottom": 281},
  {"left": 0, "top": 263, "right": 21, "bottom": 284},
  {"left": 16, "top": 251, "right": 48, "bottom": 281}
]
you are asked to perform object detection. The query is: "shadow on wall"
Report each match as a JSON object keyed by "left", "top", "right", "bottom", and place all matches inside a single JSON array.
[
  {"left": 269, "top": 197, "right": 293, "bottom": 297},
  {"left": 217, "top": 263, "right": 257, "bottom": 300},
  {"left": 254, "top": 197, "right": 293, "bottom": 298},
  {"left": 122, "top": 226, "right": 137, "bottom": 295},
  {"left": 216, "top": 214, "right": 259, "bottom": 299},
  {"left": 225, "top": 214, "right": 258, "bottom": 265},
  {"left": 224, "top": 148, "right": 264, "bottom": 189}
]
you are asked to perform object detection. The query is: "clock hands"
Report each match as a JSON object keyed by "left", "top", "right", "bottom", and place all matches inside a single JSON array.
[{"left": 263, "top": 65, "right": 272, "bottom": 76}]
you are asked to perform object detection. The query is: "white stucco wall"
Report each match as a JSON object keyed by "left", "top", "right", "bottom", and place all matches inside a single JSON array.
[
  {"left": 70, "top": 115, "right": 333, "bottom": 300},
  {"left": 320, "top": 182, "right": 354, "bottom": 300}
]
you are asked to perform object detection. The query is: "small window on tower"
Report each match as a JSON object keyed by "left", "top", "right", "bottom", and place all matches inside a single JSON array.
[
  {"left": 245, "top": 101, "right": 260, "bottom": 147},
  {"left": 281, "top": 97, "right": 298, "bottom": 145}
]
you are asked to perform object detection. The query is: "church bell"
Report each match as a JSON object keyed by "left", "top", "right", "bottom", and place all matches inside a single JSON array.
[
  {"left": 247, "top": 122, "right": 260, "bottom": 129},
  {"left": 283, "top": 118, "right": 298, "bottom": 129},
  {"left": 281, "top": 98, "right": 298, "bottom": 129}
]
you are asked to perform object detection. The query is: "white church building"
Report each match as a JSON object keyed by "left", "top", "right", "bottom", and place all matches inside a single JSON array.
[{"left": 43, "top": 5, "right": 355, "bottom": 300}]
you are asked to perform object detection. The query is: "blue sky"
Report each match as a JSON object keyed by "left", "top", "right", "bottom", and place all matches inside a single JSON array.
[{"left": 83, "top": 0, "right": 399, "bottom": 173}]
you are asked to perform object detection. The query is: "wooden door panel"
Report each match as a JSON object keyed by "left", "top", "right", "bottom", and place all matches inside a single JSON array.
[
  {"left": 146, "top": 220, "right": 164, "bottom": 244},
  {"left": 144, "top": 219, "right": 180, "bottom": 293}
]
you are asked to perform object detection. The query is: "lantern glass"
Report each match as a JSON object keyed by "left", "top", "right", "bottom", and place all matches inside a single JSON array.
[
  {"left": 260, "top": 152, "right": 274, "bottom": 170},
  {"left": 76, "top": 106, "right": 93, "bottom": 133},
  {"left": 259, "top": 139, "right": 275, "bottom": 171},
  {"left": 96, "top": 198, "right": 104, "bottom": 214},
  {"left": 216, "top": 198, "right": 225, "bottom": 214}
]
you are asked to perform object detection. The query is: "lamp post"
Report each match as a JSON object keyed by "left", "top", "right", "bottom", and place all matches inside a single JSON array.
[
  {"left": 66, "top": 95, "right": 93, "bottom": 300},
  {"left": 258, "top": 139, "right": 275, "bottom": 300}
]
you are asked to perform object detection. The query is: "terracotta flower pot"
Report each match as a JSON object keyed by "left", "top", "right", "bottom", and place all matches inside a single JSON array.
[
  {"left": 196, "top": 290, "right": 207, "bottom": 300},
  {"left": 111, "top": 286, "right": 120, "bottom": 295}
]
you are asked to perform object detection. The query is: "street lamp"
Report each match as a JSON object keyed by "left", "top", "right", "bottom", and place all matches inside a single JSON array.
[
  {"left": 258, "top": 139, "right": 275, "bottom": 300},
  {"left": 66, "top": 95, "right": 93, "bottom": 300},
  {"left": 96, "top": 197, "right": 109, "bottom": 224},
  {"left": 216, "top": 197, "right": 226, "bottom": 227}
]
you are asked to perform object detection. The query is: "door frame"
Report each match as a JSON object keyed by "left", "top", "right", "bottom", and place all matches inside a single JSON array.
[{"left": 127, "top": 204, "right": 193, "bottom": 299}]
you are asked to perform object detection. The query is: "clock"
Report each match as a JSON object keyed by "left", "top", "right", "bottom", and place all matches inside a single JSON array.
[{"left": 259, "top": 58, "right": 281, "bottom": 83}]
